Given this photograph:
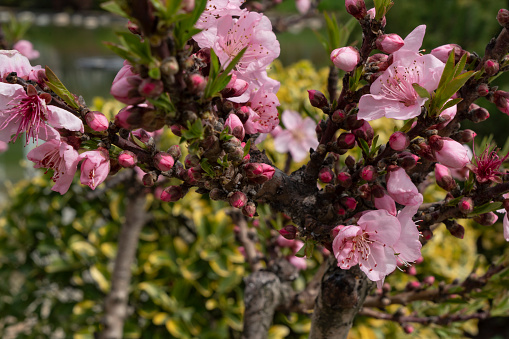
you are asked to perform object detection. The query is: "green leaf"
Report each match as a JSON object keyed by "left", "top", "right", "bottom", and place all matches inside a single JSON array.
[
  {"left": 100, "top": 1, "right": 130, "bottom": 18},
  {"left": 295, "top": 239, "right": 315, "bottom": 258},
  {"left": 358, "top": 138, "right": 370, "bottom": 158},
  {"left": 439, "top": 97, "right": 462, "bottom": 113},
  {"left": 200, "top": 159, "right": 215, "bottom": 177},
  {"left": 412, "top": 83, "right": 430, "bottom": 99},
  {"left": 181, "top": 120, "right": 204, "bottom": 140},
  {"left": 44, "top": 66, "right": 79, "bottom": 109},
  {"left": 116, "top": 31, "right": 152, "bottom": 63},
  {"left": 438, "top": 50, "right": 457, "bottom": 90},
  {"left": 103, "top": 42, "right": 136, "bottom": 63},
  {"left": 148, "top": 65, "right": 161, "bottom": 80},
  {"left": 445, "top": 195, "right": 464, "bottom": 206},
  {"left": 204, "top": 47, "right": 247, "bottom": 99},
  {"left": 324, "top": 12, "right": 340, "bottom": 54},
  {"left": 243, "top": 139, "right": 251, "bottom": 158},
  {"left": 467, "top": 201, "right": 503, "bottom": 217}
]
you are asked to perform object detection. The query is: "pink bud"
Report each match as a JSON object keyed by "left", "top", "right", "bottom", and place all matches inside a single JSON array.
[
  {"left": 222, "top": 73, "right": 248, "bottom": 98},
  {"left": 341, "top": 196, "right": 357, "bottom": 211},
  {"left": 494, "top": 90, "right": 509, "bottom": 115},
  {"left": 184, "top": 154, "right": 200, "bottom": 168},
  {"left": 85, "top": 111, "right": 109, "bottom": 132},
  {"left": 279, "top": 225, "right": 297, "bottom": 240},
  {"left": 111, "top": 61, "right": 144, "bottom": 105},
  {"left": 431, "top": 136, "right": 470, "bottom": 169},
  {"left": 189, "top": 73, "right": 206, "bottom": 93},
  {"left": 376, "top": 34, "right": 404, "bottom": 54},
  {"left": 224, "top": 114, "right": 245, "bottom": 141},
  {"left": 277, "top": 235, "right": 295, "bottom": 248},
  {"left": 473, "top": 212, "right": 498, "bottom": 226},
  {"left": 360, "top": 165, "right": 376, "bottom": 181},
  {"left": 406, "top": 281, "right": 421, "bottom": 291},
  {"left": 352, "top": 120, "right": 374, "bottom": 144},
  {"left": 127, "top": 21, "right": 141, "bottom": 35},
  {"left": 389, "top": 131, "right": 410, "bottom": 151},
  {"left": 446, "top": 221, "right": 465, "bottom": 239},
  {"left": 497, "top": 9, "right": 509, "bottom": 27},
  {"left": 288, "top": 255, "right": 307, "bottom": 270},
  {"left": 160, "top": 185, "right": 184, "bottom": 202},
  {"left": 484, "top": 59, "right": 499, "bottom": 76},
  {"left": 154, "top": 152, "right": 175, "bottom": 171},
  {"left": 331, "top": 109, "right": 346, "bottom": 123},
  {"left": 181, "top": 0, "right": 195, "bottom": 12},
  {"left": 118, "top": 150, "right": 137, "bottom": 168},
  {"left": 337, "top": 172, "right": 352, "bottom": 187},
  {"left": 171, "top": 124, "right": 183, "bottom": 136},
  {"left": 423, "top": 276, "right": 435, "bottom": 285},
  {"left": 398, "top": 152, "right": 418, "bottom": 170},
  {"left": 435, "top": 163, "right": 456, "bottom": 191},
  {"left": 142, "top": 172, "right": 158, "bottom": 187},
  {"left": 138, "top": 78, "right": 164, "bottom": 98},
  {"left": 330, "top": 46, "right": 360, "bottom": 72},
  {"left": 337, "top": 132, "right": 356, "bottom": 149},
  {"left": 430, "top": 44, "right": 466, "bottom": 63},
  {"left": 244, "top": 163, "right": 275, "bottom": 184},
  {"left": 13, "top": 40, "right": 40, "bottom": 60},
  {"left": 477, "top": 83, "right": 489, "bottom": 97},
  {"left": 0, "top": 141, "right": 8, "bottom": 153},
  {"left": 403, "top": 325, "right": 414, "bottom": 334},
  {"left": 345, "top": 0, "right": 367, "bottom": 20},
  {"left": 167, "top": 145, "right": 181, "bottom": 160},
  {"left": 307, "top": 90, "right": 328, "bottom": 109},
  {"left": 319, "top": 167, "right": 334, "bottom": 183},
  {"left": 367, "top": 53, "right": 389, "bottom": 71},
  {"left": 406, "top": 266, "right": 417, "bottom": 275},
  {"left": 458, "top": 197, "right": 474, "bottom": 214},
  {"left": 242, "top": 201, "right": 256, "bottom": 217},
  {"left": 229, "top": 191, "right": 247, "bottom": 208}
]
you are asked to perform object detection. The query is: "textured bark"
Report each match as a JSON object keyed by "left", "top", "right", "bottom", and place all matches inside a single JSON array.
[
  {"left": 242, "top": 271, "right": 283, "bottom": 339},
  {"left": 99, "top": 181, "right": 147, "bottom": 339},
  {"left": 309, "top": 257, "right": 372, "bottom": 339}
]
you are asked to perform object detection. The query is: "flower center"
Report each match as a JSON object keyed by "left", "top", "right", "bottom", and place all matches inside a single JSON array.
[
  {"left": 380, "top": 63, "right": 422, "bottom": 107},
  {"left": 338, "top": 232, "right": 374, "bottom": 269},
  {"left": 39, "top": 147, "right": 66, "bottom": 183}
]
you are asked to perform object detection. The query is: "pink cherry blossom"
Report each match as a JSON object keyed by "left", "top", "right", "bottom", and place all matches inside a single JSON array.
[
  {"left": 434, "top": 138, "right": 471, "bottom": 169},
  {"left": 374, "top": 193, "right": 397, "bottom": 216},
  {"left": 0, "top": 50, "right": 35, "bottom": 79},
  {"left": 78, "top": 149, "right": 110, "bottom": 190},
  {"left": 27, "top": 138, "right": 79, "bottom": 194},
  {"left": 386, "top": 167, "right": 421, "bottom": 206},
  {"left": 13, "top": 40, "right": 40, "bottom": 60},
  {"left": 0, "top": 83, "right": 84, "bottom": 145},
  {"left": 330, "top": 46, "right": 360, "bottom": 72},
  {"left": 332, "top": 197, "right": 422, "bottom": 287},
  {"left": 273, "top": 110, "right": 319, "bottom": 162},
  {"left": 243, "top": 86, "right": 280, "bottom": 134},
  {"left": 110, "top": 60, "right": 144, "bottom": 105}
]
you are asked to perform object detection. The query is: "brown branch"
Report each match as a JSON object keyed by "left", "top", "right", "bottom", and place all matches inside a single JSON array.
[
  {"left": 99, "top": 178, "right": 147, "bottom": 339},
  {"left": 229, "top": 210, "right": 263, "bottom": 272},
  {"left": 359, "top": 307, "right": 490, "bottom": 326},
  {"left": 309, "top": 258, "right": 372, "bottom": 339}
]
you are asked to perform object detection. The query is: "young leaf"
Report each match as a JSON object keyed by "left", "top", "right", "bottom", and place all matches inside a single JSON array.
[
  {"left": 45, "top": 66, "right": 79, "bottom": 109},
  {"left": 412, "top": 83, "right": 430, "bottom": 99},
  {"left": 243, "top": 139, "right": 251, "bottom": 157},
  {"left": 100, "top": 1, "right": 130, "bottom": 18},
  {"left": 467, "top": 202, "right": 503, "bottom": 217}
]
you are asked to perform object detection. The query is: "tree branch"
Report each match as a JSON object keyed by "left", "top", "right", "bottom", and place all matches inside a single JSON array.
[{"left": 99, "top": 177, "right": 147, "bottom": 339}]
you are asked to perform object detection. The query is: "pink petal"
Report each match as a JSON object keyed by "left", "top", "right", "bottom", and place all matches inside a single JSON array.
[
  {"left": 504, "top": 213, "right": 509, "bottom": 242},
  {"left": 281, "top": 110, "right": 301, "bottom": 130},
  {"left": 358, "top": 94, "right": 388, "bottom": 121},
  {"left": 358, "top": 210, "right": 400, "bottom": 247},
  {"left": 47, "top": 105, "right": 84, "bottom": 132},
  {"left": 402, "top": 25, "right": 426, "bottom": 52},
  {"left": 359, "top": 244, "right": 397, "bottom": 282}
]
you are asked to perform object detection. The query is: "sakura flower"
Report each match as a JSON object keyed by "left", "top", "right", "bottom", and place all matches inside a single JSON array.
[
  {"left": 467, "top": 144, "right": 509, "bottom": 184},
  {"left": 332, "top": 196, "right": 422, "bottom": 287},
  {"left": 0, "top": 83, "right": 84, "bottom": 145},
  {"left": 13, "top": 40, "right": 40, "bottom": 60},
  {"left": 295, "top": 0, "right": 311, "bottom": 14},
  {"left": 0, "top": 50, "right": 35, "bottom": 79},
  {"left": 27, "top": 138, "right": 79, "bottom": 194},
  {"left": 78, "top": 149, "right": 110, "bottom": 190},
  {"left": 110, "top": 60, "right": 144, "bottom": 105},
  {"left": 429, "top": 136, "right": 471, "bottom": 169},
  {"left": 273, "top": 110, "right": 319, "bottom": 162},
  {"left": 243, "top": 86, "right": 280, "bottom": 134}
]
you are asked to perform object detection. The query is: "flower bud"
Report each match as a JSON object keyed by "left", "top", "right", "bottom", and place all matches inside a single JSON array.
[
  {"left": 430, "top": 44, "right": 465, "bottom": 63},
  {"left": 138, "top": 78, "right": 164, "bottom": 99},
  {"left": 337, "top": 172, "right": 352, "bottom": 188},
  {"left": 458, "top": 197, "right": 474, "bottom": 214},
  {"left": 170, "top": 124, "right": 183, "bottom": 136},
  {"left": 142, "top": 171, "right": 158, "bottom": 187},
  {"left": 161, "top": 56, "right": 179, "bottom": 76},
  {"left": 209, "top": 188, "right": 227, "bottom": 201},
  {"left": 484, "top": 59, "right": 499, "bottom": 76},
  {"left": 468, "top": 103, "right": 490, "bottom": 122},
  {"left": 13, "top": 40, "right": 40, "bottom": 60},
  {"left": 398, "top": 152, "right": 418, "bottom": 170},
  {"left": 376, "top": 34, "right": 404, "bottom": 54},
  {"left": 330, "top": 46, "right": 360, "bottom": 72},
  {"left": 367, "top": 7, "right": 386, "bottom": 26},
  {"left": 422, "top": 229, "right": 433, "bottom": 240},
  {"left": 279, "top": 225, "right": 297, "bottom": 240},
  {"left": 360, "top": 165, "right": 376, "bottom": 181},
  {"left": 331, "top": 109, "right": 346, "bottom": 123},
  {"left": 403, "top": 325, "right": 414, "bottom": 334},
  {"left": 406, "top": 266, "right": 417, "bottom": 275},
  {"left": 184, "top": 154, "right": 200, "bottom": 168},
  {"left": 229, "top": 191, "right": 247, "bottom": 208},
  {"left": 497, "top": 9, "right": 509, "bottom": 27},
  {"left": 423, "top": 276, "right": 435, "bottom": 285},
  {"left": 473, "top": 212, "right": 498, "bottom": 226},
  {"left": 352, "top": 120, "right": 374, "bottom": 144},
  {"left": 367, "top": 53, "right": 389, "bottom": 71},
  {"left": 345, "top": 0, "right": 367, "bottom": 20},
  {"left": 189, "top": 73, "right": 207, "bottom": 93},
  {"left": 337, "top": 132, "right": 356, "bottom": 149},
  {"left": 494, "top": 90, "right": 509, "bottom": 115},
  {"left": 477, "top": 83, "right": 489, "bottom": 97},
  {"left": 115, "top": 106, "right": 142, "bottom": 130},
  {"left": 345, "top": 155, "right": 356, "bottom": 169},
  {"left": 154, "top": 152, "right": 175, "bottom": 171},
  {"left": 340, "top": 196, "right": 357, "bottom": 212},
  {"left": 446, "top": 221, "right": 465, "bottom": 239},
  {"left": 389, "top": 131, "right": 410, "bottom": 151},
  {"left": 430, "top": 136, "right": 470, "bottom": 169},
  {"left": 244, "top": 163, "right": 275, "bottom": 184},
  {"left": 118, "top": 150, "right": 137, "bottom": 168},
  {"left": 406, "top": 281, "right": 421, "bottom": 291},
  {"left": 85, "top": 111, "right": 109, "bottom": 132},
  {"left": 167, "top": 145, "right": 181, "bottom": 160},
  {"left": 110, "top": 62, "right": 144, "bottom": 105},
  {"left": 160, "top": 185, "right": 184, "bottom": 202},
  {"left": 222, "top": 73, "right": 248, "bottom": 98},
  {"left": 319, "top": 167, "right": 334, "bottom": 183},
  {"left": 435, "top": 163, "right": 456, "bottom": 191},
  {"left": 242, "top": 201, "right": 257, "bottom": 217},
  {"left": 224, "top": 114, "right": 245, "bottom": 141},
  {"left": 307, "top": 90, "right": 328, "bottom": 109}
]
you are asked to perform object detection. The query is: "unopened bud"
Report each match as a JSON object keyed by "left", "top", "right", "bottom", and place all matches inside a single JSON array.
[
  {"left": 224, "top": 114, "right": 245, "bottom": 141},
  {"left": 331, "top": 109, "right": 346, "bottom": 123},
  {"left": 340, "top": 196, "right": 357, "bottom": 211},
  {"left": 307, "top": 90, "right": 329, "bottom": 110},
  {"left": 160, "top": 56, "right": 179, "bottom": 76},
  {"left": 367, "top": 53, "right": 389, "bottom": 71},
  {"left": 142, "top": 172, "right": 158, "bottom": 187},
  {"left": 360, "top": 165, "right": 376, "bottom": 181},
  {"left": 118, "top": 150, "right": 137, "bottom": 168},
  {"left": 389, "top": 131, "right": 410, "bottom": 151},
  {"left": 138, "top": 78, "right": 164, "bottom": 99},
  {"left": 279, "top": 225, "right": 297, "bottom": 240},
  {"left": 477, "top": 83, "right": 490, "bottom": 97},
  {"left": 242, "top": 201, "right": 257, "bottom": 217},
  {"left": 376, "top": 34, "right": 404, "bottom": 54},
  {"left": 319, "top": 167, "right": 334, "bottom": 183},
  {"left": 403, "top": 325, "right": 414, "bottom": 334},
  {"left": 352, "top": 120, "right": 374, "bottom": 144},
  {"left": 435, "top": 163, "right": 456, "bottom": 191},
  {"left": 344, "top": 114, "right": 364, "bottom": 130},
  {"left": 154, "top": 152, "right": 175, "bottom": 171},
  {"left": 330, "top": 46, "right": 360, "bottom": 72},
  {"left": 458, "top": 197, "right": 474, "bottom": 214},
  {"left": 337, "top": 132, "right": 356, "bottom": 149},
  {"left": 446, "top": 221, "right": 465, "bottom": 239},
  {"left": 398, "top": 152, "right": 418, "bottom": 170},
  {"left": 229, "top": 191, "right": 247, "bottom": 208},
  {"left": 243, "top": 163, "right": 275, "bottom": 184},
  {"left": 345, "top": 0, "right": 367, "bottom": 20},
  {"left": 453, "top": 129, "right": 476, "bottom": 143},
  {"left": 167, "top": 145, "right": 181, "bottom": 160},
  {"left": 337, "top": 172, "right": 352, "bottom": 187},
  {"left": 85, "top": 111, "right": 109, "bottom": 132},
  {"left": 127, "top": 20, "right": 141, "bottom": 35},
  {"left": 473, "top": 212, "right": 499, "bottom": 226},
  {"left": 497, "top": 9, "right": 509, "bottom": 27},
  {"left": 160, "top": 185, "right": 184, "bottom": 202},
  {"left": 171, "top": 124, "right": 183, "bottom": 136},
  {"left": 184, "top": 154, "right": 200, "bottom": 168},
  {"left": 484, "top": 59, "right": 499, "bottom": 76},
  {"left": 468, "top": 103, "right": 490, "bottom": 122},
  {"left": 189, "top": 73, "right": 207, "bottom": 93},
  {"left": 406, "top": 281, "right": 421, "bottom": 291},
  {"left": 493, "top": 90, "right": 509, "bottom": 115},
  {"left": 423, "top": 276, "right": 435, "bottom": 285},
  {"left": 209, "top": 188, "right": 227, "bottom": 201}
]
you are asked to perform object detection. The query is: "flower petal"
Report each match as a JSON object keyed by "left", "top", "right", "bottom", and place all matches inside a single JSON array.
[{"left": 47, "top": 105, "right": 84, "bottom": 132}]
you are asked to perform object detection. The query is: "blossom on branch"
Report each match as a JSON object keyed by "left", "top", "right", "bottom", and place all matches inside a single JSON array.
[{"left": 78, "top": 149, "right": 111, "bottom": 190}]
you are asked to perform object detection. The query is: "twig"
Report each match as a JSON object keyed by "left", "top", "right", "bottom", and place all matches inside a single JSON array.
[{"left": 229, "top": 210, "right": 263, "bottom": 272}]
